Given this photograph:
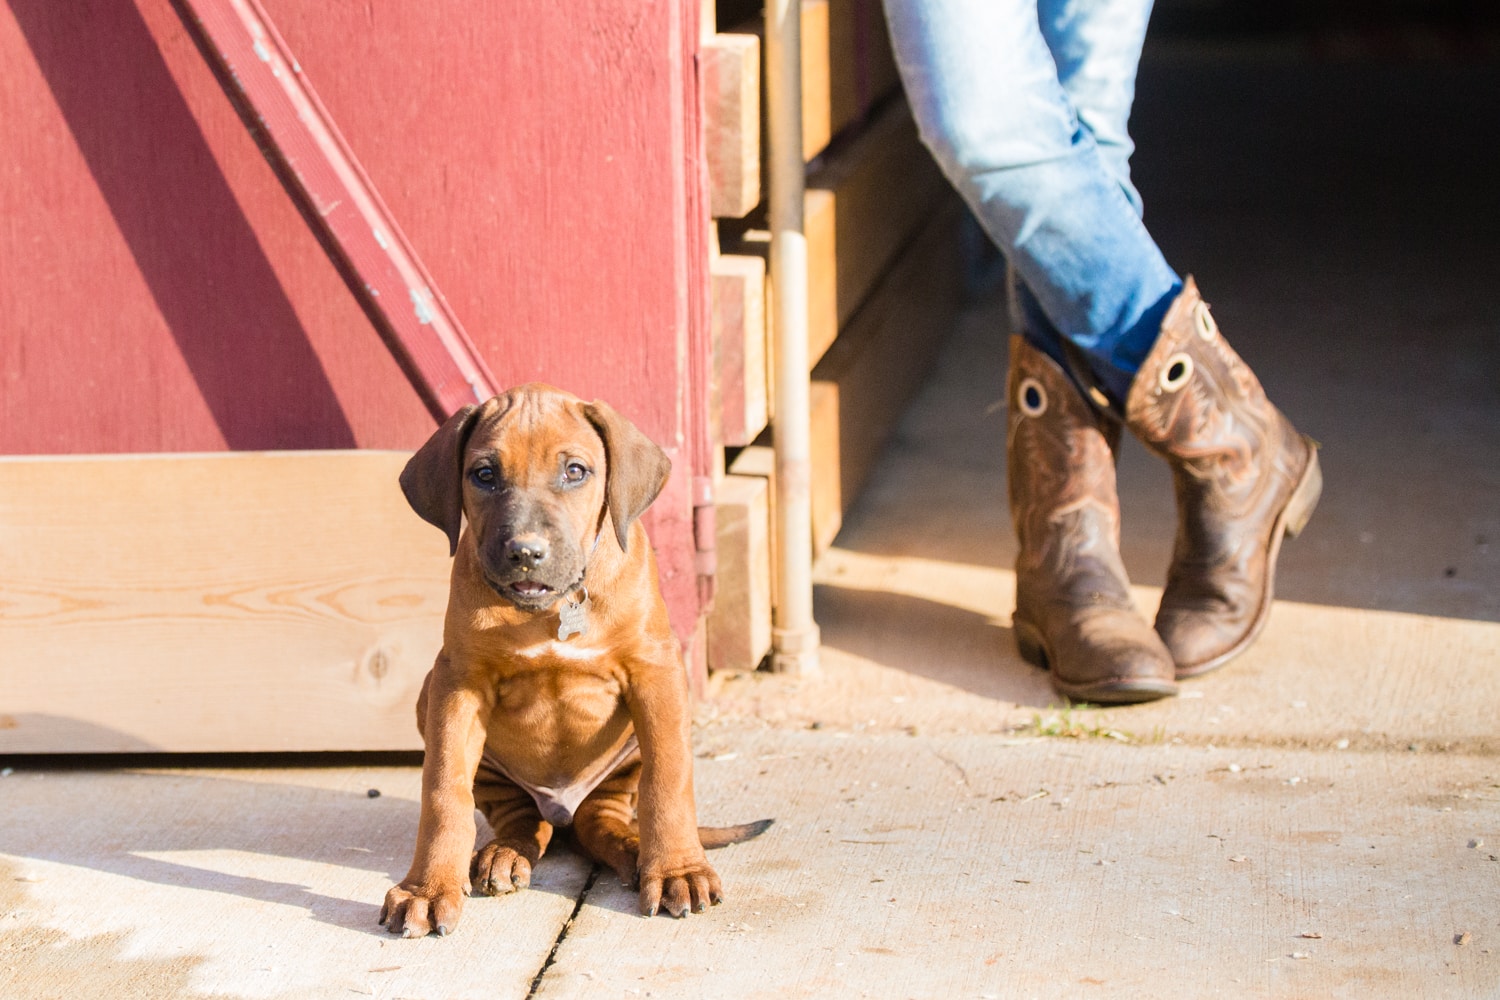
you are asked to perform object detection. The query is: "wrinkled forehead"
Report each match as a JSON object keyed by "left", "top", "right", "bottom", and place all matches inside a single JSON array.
[{"left": 465, "top": 390, "right": 604, "bottom": 472}]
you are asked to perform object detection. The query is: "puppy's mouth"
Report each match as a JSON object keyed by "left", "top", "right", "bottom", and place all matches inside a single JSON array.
[
  {"left": 487, "top": 576, "right": 558, "bottom": 607},
  {"left": 509, "top": 579, "right": 553, "bottom": 598}
]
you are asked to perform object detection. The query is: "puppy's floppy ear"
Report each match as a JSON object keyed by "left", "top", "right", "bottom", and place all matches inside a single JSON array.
[
  {"left": 400, "top": 403, "right": 483, "bottom": 556},
  {"left": 583, "top": 399, "right": 671, "bottom": 553}
]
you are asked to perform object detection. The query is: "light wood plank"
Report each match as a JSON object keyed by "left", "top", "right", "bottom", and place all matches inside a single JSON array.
[
  {"left": 712, "top": 253, "right": 770, "bottom": 447},
  {"left": 810, "top": 198, "right": 964, "bottom": 553},
  {"left": 724, "top": 100, "right": 948, "bottom": 373},
  {"left": 0, "top": 451, "right": 450, "bottom": 753},
  {"left": 703, "top": 33, "right": 761, "bottom": 219},
  {"left": 725, "top": 2, "right": 831, "bottom": 162},
  {"left": 800, "top": 0, "right": 834, "bottom": 159},
  {"left": 805, "top": 100, "right": 947, "bottom": 367},
  {"left": 727, "top": 443, "right": 776, "bottom": 480},
  {"left": 727, "top": 443, "right": 778, "bottom": 612},
  {"left": 826, "top": 0, "right": 900, "bottom": 148},
  {"left": 803, "top": 186, "right": 840, "bottom": 366},
  {"left": 706, "top": 474, "right": 773, "bottom": 673},
  {"left": 729, "top": 0, "right": 899, "bottom": 163}
]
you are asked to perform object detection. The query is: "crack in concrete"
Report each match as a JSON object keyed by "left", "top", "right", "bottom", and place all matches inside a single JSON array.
[{"left": 526, "top": 863, "right": 599, "bottom": 998}]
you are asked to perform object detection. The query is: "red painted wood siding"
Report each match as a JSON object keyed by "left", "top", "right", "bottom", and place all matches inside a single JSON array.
[{"left": 0, "top": 0, "right": 710, "bottom": 629}]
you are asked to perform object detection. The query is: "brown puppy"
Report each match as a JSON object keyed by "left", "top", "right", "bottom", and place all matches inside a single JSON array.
[{"left": 382, "top": 383, "right": 766, "bottom": 938}]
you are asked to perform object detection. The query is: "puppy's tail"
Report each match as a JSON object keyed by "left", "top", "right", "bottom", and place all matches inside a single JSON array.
[{"left": 698, "top": 818, "right": 773, "bottom": 849}]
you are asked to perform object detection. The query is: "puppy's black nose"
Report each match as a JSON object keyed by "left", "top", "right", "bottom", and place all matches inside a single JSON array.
[{"left": 504, "top": 535, "right": 549, "bottom": 569}]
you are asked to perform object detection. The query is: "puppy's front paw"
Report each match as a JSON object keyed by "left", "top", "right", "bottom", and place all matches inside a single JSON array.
[
  {"left": 638, "top": 856, "right": 723, "bottom": 918},
  {"left": 380, "top": 879, "right": 466, "bottom": 938},
  {"left": 471, "top": 840, "right": 533, "bottom": 896}
]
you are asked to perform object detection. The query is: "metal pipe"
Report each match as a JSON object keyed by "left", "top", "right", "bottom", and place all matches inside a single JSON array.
[{"left": 765, "top": 0, "right": 820, "bottom": 673}]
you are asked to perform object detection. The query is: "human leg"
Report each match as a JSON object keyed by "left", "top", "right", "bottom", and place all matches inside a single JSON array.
[
  {"left": 885, "top": 0, "right": 1176, "bottom": 697},
  {"left": 887, "top": 0, "right": 1318, "bottom": 680},
  {"left": 1014, "top": 0, "right": 1165, "bottom": 400},
  {"left": 1037, "top": 0, "right": 1155, "bottom": 209},
  {"left": 884, "top": 0, "right": 1177, "bottom": 404}
]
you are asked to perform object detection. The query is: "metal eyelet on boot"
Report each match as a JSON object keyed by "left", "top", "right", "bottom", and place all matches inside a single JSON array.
[
  {"left": 1017, "top": 377, "right": 1048, "bottom": 417},
  {"left": 1159, "top": 353, "right": 1194, "bottom": 392},
  {"left": 1194, "top": 301, "right": 1217, "bottom": 341}
]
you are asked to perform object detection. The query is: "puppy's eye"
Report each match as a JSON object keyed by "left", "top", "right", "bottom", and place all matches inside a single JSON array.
[
  {"left": 563, "top": 461, "right": 590, "bottom": 484},
  {"left": 470, "top": 466, "right": 497, "bottom": 488}
]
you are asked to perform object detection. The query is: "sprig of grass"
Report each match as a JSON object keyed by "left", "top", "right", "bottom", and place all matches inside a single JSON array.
[{"left": 1018, "top": 704, "right": 1132, "bottom": 742}]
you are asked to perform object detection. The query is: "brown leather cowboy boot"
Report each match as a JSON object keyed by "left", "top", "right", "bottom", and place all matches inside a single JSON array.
[
  {"left": 1125, "top": 277, "right": 1322, "bottom": 677},
  {"left": 1008, "top": 335, "right": 1177, "bottom": 704}
]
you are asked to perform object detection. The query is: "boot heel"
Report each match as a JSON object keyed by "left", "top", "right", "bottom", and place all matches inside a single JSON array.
[
  {"left": 1283, "top": 441, "right": 1323, "bottom": 539},
  {"left": 1013, "top": 618, "right": 1049, "bottom": 670}
]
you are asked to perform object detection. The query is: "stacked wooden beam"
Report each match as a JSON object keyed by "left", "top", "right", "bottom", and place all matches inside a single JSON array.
[
  {"left": 0, "top": 452, "right": 445, "bottom": 752},
  {"left": 703, "top": 0, "right": 965, "bottom": 671}
]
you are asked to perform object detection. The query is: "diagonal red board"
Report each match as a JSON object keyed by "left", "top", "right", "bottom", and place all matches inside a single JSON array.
[{"left": 169, "top": 0, "right": 497, "bottom": 422}]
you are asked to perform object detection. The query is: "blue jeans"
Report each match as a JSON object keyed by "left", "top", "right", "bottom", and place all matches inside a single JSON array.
[{"left": 884, "top": 0, "right": 1181, "bottom": 406}]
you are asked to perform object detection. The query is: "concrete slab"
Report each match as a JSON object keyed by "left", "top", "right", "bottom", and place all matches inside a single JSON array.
[
  {"left": 546, "top": 730, "right": 1499, "bottom": 1000},
  {"left": 5, "top": 731, "right": 1493, "bottom": 1000},
  {"left": 713, "top": 546, "right": 1500, "bottom": 755},
  {"left": 0, "top": 766, "right": 589, "bottom": 1000}
]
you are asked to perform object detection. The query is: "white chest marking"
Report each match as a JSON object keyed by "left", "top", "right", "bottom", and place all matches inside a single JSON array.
[{"left": 513, "top": 640, "right": 608, "bottom": 661}]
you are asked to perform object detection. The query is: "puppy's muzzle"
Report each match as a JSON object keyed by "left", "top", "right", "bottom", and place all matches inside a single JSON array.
[{"left": 504, "top": 534, "right": 550, "bottom": 570}]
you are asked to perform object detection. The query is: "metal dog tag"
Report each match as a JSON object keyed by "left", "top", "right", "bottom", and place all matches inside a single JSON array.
[{"left": 558, "top": 591, "right": 590, "bottom": 641}]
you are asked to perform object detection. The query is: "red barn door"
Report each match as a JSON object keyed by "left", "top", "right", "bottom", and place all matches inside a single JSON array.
[{"left": 0, "top": 0, "right": 715, "bottom": 751}]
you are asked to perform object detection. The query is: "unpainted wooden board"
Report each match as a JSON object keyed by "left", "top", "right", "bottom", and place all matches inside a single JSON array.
[
  {"left": 801, "top": 187, "right": 840, "bottom": 367},
  {"left": 800, "top": 0, "right": 834, "bottom": 160},
  {"left": 730, "top": 0, "right": 900, "bottom": 165},
  {"left": 805, "top": 101, "right": 947, "bottom": 365},
  {"left": 706, "top": 475, "right": 773, "bottom": 673},
  {"left": 825, "top": 0, "right": 900, "bottom": 147},
  {"left": 712, "top": 253, "right": 769, "bottom": 447},
  {"left": 727, "top": 444, "right": 779, "bottom": 614},
  {"left": 725, "top": 101, "right": 947, "bottom": 373},
  {"left": 0, "top": 451, "right": 449, "bottom": 753},
  {"left": 727, "top": 443, "right": 776, "bottom": 480},
  {"left": 729, "top": 1, "right": 831, "bottom": 162},
  {"left": 703, "top": 33, "right": 761, "bottom": 219},
  {"left": 810, "top": 198, "right": 964, "bottom": 553}
]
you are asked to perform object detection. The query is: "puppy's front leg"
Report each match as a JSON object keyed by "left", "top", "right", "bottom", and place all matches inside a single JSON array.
[
  {"left": 381, "top": 660, "right": 491, "bottom": 937},
  {"left": 628, "top": 655, "right": 721, "bottom": 918}
]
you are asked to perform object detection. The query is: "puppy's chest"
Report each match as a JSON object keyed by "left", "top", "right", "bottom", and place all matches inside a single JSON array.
[{"left": 491, "top": 641, "right": 628, "bottom": 734}]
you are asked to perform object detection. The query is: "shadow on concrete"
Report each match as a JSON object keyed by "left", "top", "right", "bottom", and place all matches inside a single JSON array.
[
  {"left": 814, "top": 584, "right": 1057, "bottom": 708},
  {"left": 0, "top": 859, "right": 234, "bottom": 1000},
  {"left": 0, "top": 765, "right": 589, "bottom": 935}
]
